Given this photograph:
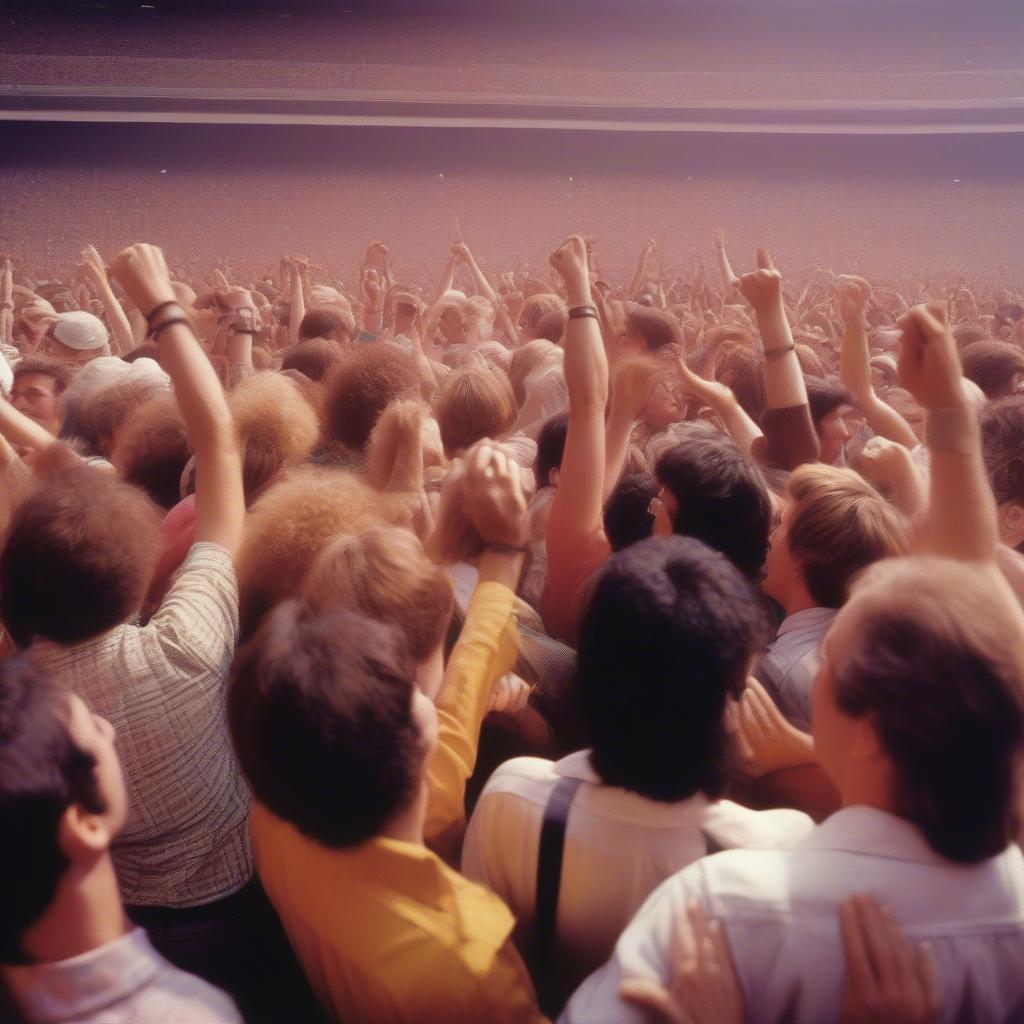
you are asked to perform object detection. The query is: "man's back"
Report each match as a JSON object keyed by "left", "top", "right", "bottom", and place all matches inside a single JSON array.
[
  {"left": 251, "top": 803, "right": 543, "bottom": 1024},
  {"left": 562, "top": 806, "right": 1024, "bottom": 1024}
]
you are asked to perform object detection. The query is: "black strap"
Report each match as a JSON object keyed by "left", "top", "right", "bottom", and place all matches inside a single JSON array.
[{"left": 532, "top": 775, "right": 583, "bottom": 1015}]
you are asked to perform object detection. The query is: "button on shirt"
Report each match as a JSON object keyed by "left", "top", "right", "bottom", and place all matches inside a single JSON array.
[
  {"left": 463, "top": 751, "right": 814, "bottom": 982},
  {"left": 32, "top": 542, "right": 252, "bottom": 908},
  {"left": 561, "top": 806, "right": 1024, "bottom": 1024},
  {"left": 3, "top": 928, "right": 241, "bottom": 1024},
  {"left": 754, "top": 607, "right": 837, "bottom": 732}
]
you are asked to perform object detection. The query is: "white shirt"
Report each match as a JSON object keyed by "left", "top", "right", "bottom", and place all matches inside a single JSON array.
[
  {"left": 463, "top": 751, "right": 813, "bottom": 981},
  {"left": 561, "top": 806, "right": 1024, "bottom": 1024},
  {"left": 3, "top": 928, "right": 241, "bottom": 1023},
  {"left": 754, "top": 607, "right": 837, "bottom": 732}
]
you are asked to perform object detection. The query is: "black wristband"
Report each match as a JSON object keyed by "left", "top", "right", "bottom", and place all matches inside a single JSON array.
[
  {"left": 568, "top": 304, "right": 599, "bottom": 320},
  {"left": 148, "top": 316, "right": 189, "bottom": 341},
  {"left": 763, "top": 343, "right": 796, "bottom": 359},
  {"left": 484, "top": 542, "right": 529, "bottom": 556},
  {"left": 145, "top": 299, "right": 180, "bottom": 323}
]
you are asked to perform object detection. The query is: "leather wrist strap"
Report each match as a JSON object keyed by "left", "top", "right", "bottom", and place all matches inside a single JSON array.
[
  {"left": 926, "top": 404, "right": 978, "bottom": 455},
  {"left": 148, "top": 316, "right": 189, "bottom": 341},
  {"left": 764, "top": 343, "right": 796, "bottom": 359},
  {"left": 145, "top": 299, "right": 180, "bottom": 323},
  {"left": 568, "top": 304, "right": 599, "bottom": 320},
  {"left": 484, "top": 542, "right": 529, "bottom": 556}
]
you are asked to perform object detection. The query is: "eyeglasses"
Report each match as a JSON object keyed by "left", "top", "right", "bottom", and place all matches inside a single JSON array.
[{"left": 647, "top": 496, "right": 663, "bottom": 517}]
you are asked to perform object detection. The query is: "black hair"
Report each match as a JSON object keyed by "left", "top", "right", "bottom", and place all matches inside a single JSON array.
[
  {"left": 804, "top": 376, "right": 855, "bottom": 429},
  {"left": 535, "top": 412, "right": 569, "bottom": 489},
  {"left": 0, "top": 657, "right": 105, "bottom": 963},
  {"left": 655, "top": 425, "right": 772, "bottom": 579},
  {"left": 228, "top": 602, "right": 422, "bottom": 848},
  {"left": 577, "top": 536, "right": 770, "bottom": 802},
  {"left": 603, "top": 472, "right": 658, "bottom": 552}
]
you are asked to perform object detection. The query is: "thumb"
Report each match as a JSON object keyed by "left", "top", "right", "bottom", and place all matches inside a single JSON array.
[
  {"left": 756, "top": 249, "right": 775, "bottom": 272},
  {"left": 618, "top": 978, "right": 680, "bottom": 1022}
]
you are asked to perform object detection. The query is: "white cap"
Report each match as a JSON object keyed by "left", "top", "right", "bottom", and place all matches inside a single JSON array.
[{"left": 51, "top": 311, "right": 110, "bottom": 352}]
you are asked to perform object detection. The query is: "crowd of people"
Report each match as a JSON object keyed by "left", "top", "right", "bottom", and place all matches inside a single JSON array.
[{"left": 0, "top": 227, "right": 1023, "bottom": 1024}]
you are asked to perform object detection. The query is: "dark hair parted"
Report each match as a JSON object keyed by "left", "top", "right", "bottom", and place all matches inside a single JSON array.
[
  {"left": 577, "top": 536, "right": 770, "bottom": 803},
  {"left": 11, "top": 355, "right": 74, "bottom": 394},
  {"left": 0, "top": 463, "right": 161, "bottom": 646},
  {"left": 322, "top": 345, "right": 420, "bottom": 452},
  {"left": 804, "top": 376, "right": 855, "bottom": 429},
  {"left": 626, "top": 308, "right": 682, "bottom": 352},
  {"left": 228, "top": 602, "right": 422, "bottom": 848},
  {"left": 655, "top": 424, "right": 772, "bottom": 579},
  {"left": 834, "top": 559, "right": 1024, "bottom": 863},
  {"left": 0, "top": 657, "right": 105, "bottom": 963},
  {"left": 535, "top": 412, "right": 569, "bottom": 488}
]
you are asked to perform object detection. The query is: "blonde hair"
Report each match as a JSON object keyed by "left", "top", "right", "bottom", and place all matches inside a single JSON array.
[
  {"left": 509, "top": 340, "right": 562, "bottom": 405},
  {"left": 303, "top": 526, "right": 454, "bottom": 661},
  {"left": 786, "top": 464, "right": 911, "bottom": 608},
  {"left": 433, "top": 367, "right": 517, "bottom": 458}
]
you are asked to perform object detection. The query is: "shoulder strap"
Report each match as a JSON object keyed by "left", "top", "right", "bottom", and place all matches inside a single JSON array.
[{"left": 532, "top": 775, "right": 583, "bottom": 1016}]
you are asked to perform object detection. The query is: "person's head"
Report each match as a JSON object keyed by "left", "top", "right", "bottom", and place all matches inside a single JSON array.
[
  {"left": 391, "top": 291, "right": 422, "bottom": 334},
  {"left": 121, "top": 341, "right": 162, "bottom": 365},
  {"left": 111, "top": 394, "right": 192, "bottom": 510},
  {"left": 0, "top": 658, "right": 127, "bottom": 963},
  {"left": 0, "top": 459, "right": 161, "bottom": 647},
  {"left": 578, "top": 536, "right": 770, "bottom": 802},
  {"left": 653, "top": 425, "right": 772, "bottom": 580},
  {"left": 299, "top": 306, "right": 353, "bottom": 346},
  {"left": 960, "top": 340, "right": 1024, "bottom": 400},
  {"left": 322, "top": 344, "right": 420, "bottom": 453},
  {"left": 228, "top": 603, "right": 431, "bottom": 848},
  {"left": 981, "top": 394, "right": 1024, "bottom": 549},
  {"left": 43, "top": 311, "right": 111, "bottom": 366},
  {"left": 763, "top": 464, "right": 911, "bottom": 611},
  {"left": 303, "top": 526, "right": 454, "bottom": 696},
  {"left": 642, "top": 370, "right": 685, "bottom": 431},
  {"left": 518, "top": 293, "right": 565, "bottom": 339},
  {"left": 281, "top": 337, "right": 345, "bottom": 382},
  {"left": 229, "top": 372, "right": 321, "bottom": 506},
  {"left": 535, "top": 411, "right": 569, "bottom": 489},
  {"left": 716, "top": 345, "right": 767, "bottom": 423},
  {"left": 812, "top": 557, "right": 1024, "bottom": 863},
  {"left": 603, "top": 472, "right": 659, "bottom": 551},
  {"left": 436, "top": 296, "right": 468, "bottom": 347},
  {"left": 508, "top": 340, "right": 563, "bottom": 407},
  {"left": 10, "top": 356, "right": 73, "bottom": 435},
  {"left": 617, "top": 308, "right": 683, "bottom": 357},
  {"left": 804, "top": 376, "right": 858, "bottom": 465},
  {"left": 533, "top": 308, "right": 567, "bottom": 345},
  {"left": 76, "top": 373, "right": 166, "bottom": 458},
  {"left": 433, "top": 367, "right": 517, "bottom": 458}
]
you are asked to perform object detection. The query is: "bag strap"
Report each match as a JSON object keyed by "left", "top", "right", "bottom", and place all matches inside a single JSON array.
[{"left": 532, "top": 775, "right": 583, "bottom": 1015}]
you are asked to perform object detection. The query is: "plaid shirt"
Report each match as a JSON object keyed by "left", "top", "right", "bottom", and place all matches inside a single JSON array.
[{"left": 32, "top": 542, "right": 252, "bottom": 908}]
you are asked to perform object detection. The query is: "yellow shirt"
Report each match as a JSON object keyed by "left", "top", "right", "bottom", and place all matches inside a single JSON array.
[
  {"left": 251, "top": 805, "right": 544, "bottom": 1024},
  {"left": 424, "top": 580, "right": 520, "bottom": 860}
]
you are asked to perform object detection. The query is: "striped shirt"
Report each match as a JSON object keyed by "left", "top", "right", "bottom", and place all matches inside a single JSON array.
[
  {"left": 32, "top": 542, "right": 252, "bottom": 908},
  {"left": 754, "top": 606, "right": 837, "bottom": 732}
]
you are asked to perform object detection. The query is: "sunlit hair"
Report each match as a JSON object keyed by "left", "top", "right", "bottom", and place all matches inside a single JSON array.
[
  {"left": 236, "top": 467, "right": 413, "bottom": 640},
  {"left": 75, "top": 374, "right": 164, "bottom": 458},
  {"left": 365, "top": 400, "right": 446, "bottom": 492},
  {"left": 429, "top": 451, "right": 535, "bottom": 564},
  {"left": 303, "top": 526, "right": 454, "bottom": 662},
  {"left": 794, "top": 343, "right": 827, "bottom": 379},
  {"left": 785, "top": 464, "right": 910, "bottom": 608},
  {"left": 834, "top": 557, "right": 1024, "bottom": 863},
  {"left": 509, "top": 340, "right": 562, "bottom": 406},
  {"left": 111, "top": 394, "right": 191, "bottom": 510},
  {"left": 961, "top": 340, "right": 1024, "bottom": 401},
  {"left": 321, "top": 344, "right": 420, "bottom": 452},
  {"left": 534, "top": 308, "right": 567, "bottom": 344},
  {"left": 519, "top": 293, "right": 565, "bottom": 331},
  {"left": 433, "top": 367, "right": 517, "bottom": 458},
  {"left": 228, "top": 372, "right": 320, "bottom": 505}
]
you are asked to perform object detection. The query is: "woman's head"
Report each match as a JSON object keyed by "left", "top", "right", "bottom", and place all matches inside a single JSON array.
[{"left": 433, "top": 367, "right": 517, "bottom": 458}]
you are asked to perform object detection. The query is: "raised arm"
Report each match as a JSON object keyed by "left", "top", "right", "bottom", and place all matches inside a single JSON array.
[
  {"left": 604, "top": 357, "right": 659, "bottom": 500},
  {"left": 836, "top": 275, "right": 918, "bottom": 450},
  {"left": 1, "top": 258, "right": 14, "bottom": 350},
  {"left": 547, "top": 235, "right": 607, "bottom": 536},
  {"left": 110, "top": 244, "right": 244, "bottom": 557},
  {"left": 677, "top": 355, "right": 763, "bottom": 457},
  {"left": 453, "top": 242, "right": 519, "bottom": 346},
  {"left": 80, "top": 245, "right": 134, "bottom": 355},
  {"left": 627, "top": 239, "right": 657, "bottom": 300},
  {"left": 287, "top": 258, "right": 308, "bottom": 345}
]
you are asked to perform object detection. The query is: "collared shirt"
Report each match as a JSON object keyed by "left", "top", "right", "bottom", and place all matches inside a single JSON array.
[
  {"left": 463, "top": 750, "right": 813, "bottom": 983},
  {"left": 561, "top": 806, "right": 1024, "bottom": 1024},
  {"left": 32, "top": 542, "right": 252, "bottom": 908},
  {"left": 754, "top": 607, "right": 837, "bottom": 731},
  {"left": 251, "top": 807, "right": 543, "bottom": 1024},
  {"left": 3, "top": 928, "right": 241, "bottom": 1023}
]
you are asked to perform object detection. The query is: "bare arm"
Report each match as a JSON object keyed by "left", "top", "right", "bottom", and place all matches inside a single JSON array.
[
  {"left": 110, "top": 244, "right": 245, "bottom": 557},
  {"left": 455, "top": 243, "right": 519, "bottom": 346},
  {"left": 678, "top": 356, "right": 763, "bottom": 456},
  {"left": 0, "top": 259, "right": 13, "bottom": 348},
  {"left": 80, "top": 245, "right": 134, "bottom": 355},
  {"left": 627, "top": 239, "right": 657, "bottom": 300},
  {"left": 604, "top": 358, "right": 659, "bottom": 501},
  {"left": 0, "top": 396, "right": 59, "bottom": 453},
  {"left": 287, "top": 261, "right": 306, "bottom": 345}
]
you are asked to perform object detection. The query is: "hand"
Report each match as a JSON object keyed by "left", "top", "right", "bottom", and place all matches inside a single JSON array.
[
  {"left": 462, "top": 440, "right": 529, "bottom": 548},
  {"left": 835, "top": 275, "right": 872, "bottom": 324},
  {"left": 109, "top": 243, "right": 176, "bottom": 318},
  {"left": 734, "top": 250, "right": 783, "bottom": 312},
  {"left": 732, "top": 677, "right": 815, "bottom": 777},
  {"left": 548, "top": 235, "right": 590, "bottom": 292},
  {"left": 451, "top": 242, "right": 473, "bottom": 265},
  {"left": 853, "top": 437, "right": 923, "bottom": 515},
  {"left": 677, "top": 357, "right": 737, "bottom": 413},
  {"left": 839, "top": 895, "right": 941, "bottom": 1024},
  {"left": 79, "top": 244, "right": 110, "bottom": 294},
  {"left": 641, "top": 238, "right": 658, "bottom": 263},
  {"left": 896, "top": 304, "right": 964, "bottom": 410},
  {"left": 361, "top": 268, "right": 383, "bottom": 308},
  {"left": 366, "top": 240, "right": 391, "bottom": 268},
  {"left": 713, "top": 229, "right": 727, "bottom": 250},
  {"left": 619, "top": 900, "right": 743, "bottom": 1024}
]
